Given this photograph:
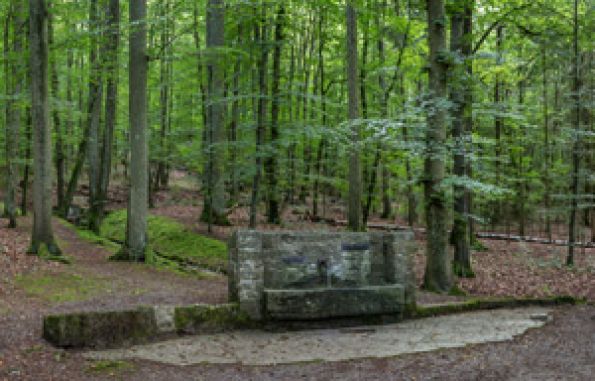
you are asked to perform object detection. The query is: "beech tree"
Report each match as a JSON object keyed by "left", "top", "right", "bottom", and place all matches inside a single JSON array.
[
  {"left": 28, "top": 0, "right": 61, "bottom": 256},
  {"left": 118, "top": 0, "right": 148, "bottom": 262},
  {"left": 423, "top": 0, "right": 452, "bottom": 292}
]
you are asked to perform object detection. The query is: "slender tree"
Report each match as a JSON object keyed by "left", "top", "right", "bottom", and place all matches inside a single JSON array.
[
  {"left": 249, "top": 4, "right": 269, "bottom": 228},
  {"left": 4, "top": 0, "right": 23, "bottom": 228},
  {"left": 95, "top": 0, "right": 120, "bottom": 230},
  {"left": 265, "top": 5, "right": 285, "bottom": 224},
  {"left": 567, "top": 0, "right": 581, "bottom": 266},
  {"left": 346, "top": 0, "right": 362, "bottom": 231}
]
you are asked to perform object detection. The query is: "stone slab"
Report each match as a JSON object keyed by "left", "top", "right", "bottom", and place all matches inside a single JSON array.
[
  {"left": 84, "top": 307, "right": 552, "bottom": 366},
  {"left": 264, "top": 285, "right": 404, "bottom": 320},
  {"left": 43, "top": 303, "right": 245, "bottom": 349}
]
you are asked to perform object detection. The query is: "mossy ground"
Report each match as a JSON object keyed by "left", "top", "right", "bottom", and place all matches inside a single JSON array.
[
  {"left": 15, "top": 271, "right": 115, "bottom": 303},
  {"left": 86, "top": 360, "right": 135, "bottom": 375},
  {"left": 99, "top": 209, "right": 227, "bottom": 272}
]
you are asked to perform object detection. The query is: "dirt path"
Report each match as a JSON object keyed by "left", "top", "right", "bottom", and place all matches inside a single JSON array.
[{"left": 0, "top": 217, "right": 226, "bottom": 380}]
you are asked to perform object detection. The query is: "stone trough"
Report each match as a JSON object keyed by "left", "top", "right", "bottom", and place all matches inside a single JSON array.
[
  {"left": 228, "top": 230, "right": 417, "bottom": 321},
  {"left": 43, "top": 230, "right": 416, "bottom": 349}
]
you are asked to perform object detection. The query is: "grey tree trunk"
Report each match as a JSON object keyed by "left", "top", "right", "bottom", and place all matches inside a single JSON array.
[
  {"left": 450, "top": 1, "right": 472, "bottom": 277},
  {"left": 463, "top": 3, "right": 475, "bottom": 247},
  {"left": 4, "top": 1, "right": 23, "bottom": 228},
  {"left": 346, "top": 1, "right": 362, "bottom": 231},
  {"left": 249, "top": 5, "right": 269, "bottom": 228},
  {"left": 567, "top": 0, "right": 581, "bottom": 266},
  {"left": 48, "top": 4, "right": 64, "bottom": 209},
  {"left": 28, "top": 0, "right": 61, "bottom": 255},
  {"left": 265, "top": 6, "right": 285, "bottom": 224},
  {"left": 120, "top": 0, "right": 148, "bottom": 261},
  {"left": 542, "top": 46, "right": 552, "bottom": 241},
  {"left": 201, "top": 0, "right": 228, "bottom": 226},
  {"left": 229, "top": 26, "right": 242, "bottom": 204},
  {"left": 86, "top": 0, "right": 105, "bottom": 232},
  {"left": 155, "top": 0, "right": 169, "bottom": 193},
  {"left": 423, "top": 0, "right": 452, "bottom": 292},
  {"left": 95, "top": 0, "right": 120, "bottom": 232}
]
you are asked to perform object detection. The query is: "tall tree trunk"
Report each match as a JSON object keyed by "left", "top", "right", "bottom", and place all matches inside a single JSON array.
[
  {"left": 312, "top": 8, "right": 326, "bottom": 219},
  {"left": 155, "top": 0, "right": 170, "bottom": 193},
  {"left": 493, "top": 25, "right": 504, "bottom": 228},
  {"left": 4, "top": 1, "right": 22, "bottom": 228},
  {"left": 463, "top": 3, "right": 475, "bottom": 246},
  {"left": 229, "top": 26, "right": 242, "bottom": 204},
  {"left": 517, "top": 79, "right": 526, "bottom": 237},
  {"left": 48, "top": 3, "right": 64, "bottom": 209},
  {"left": 21, "top": 109, "right": 32, "bottom": 216},
  {"left": 120, "top": 0, "right": 148, "bottom": 261},
  {"left": 542, "top": 45, "right": 552, "bottom": 241},
  {"left": 265, "top": 6, "right": 285, "bottom": 224},
  {"left": 86, "top": 0, "right": 105, "bottom": 232},
  {"left": 94, "top": 0, "right": 120, "bottom": 232},
  {"left": 450, "top": 1, "right": 472, "bottom": 277},
  {"left": 249, "top": 5, "right": 269, "bottom": 228},
  {"left": 423, "top": 0, "right": 452, "bottom": 292},
  {"left": 346, "top": 1, "right": 362, "bottom": 231},
  {"left": 378, "top": 0, "right": 391, "bottom": 220},
  {"left": 201, "top": 0, "right": 228, "bottom": 226},
  {"left": 567, "top": 0, "right": 581, "bottom": 266},
  {"left": 28, "top": 0, "right": 61, "bottom": 255}
]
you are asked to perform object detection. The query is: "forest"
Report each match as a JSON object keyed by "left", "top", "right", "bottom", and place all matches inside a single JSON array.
[{"left": 0, "top": 0, "right": 594, "bottom": 379}]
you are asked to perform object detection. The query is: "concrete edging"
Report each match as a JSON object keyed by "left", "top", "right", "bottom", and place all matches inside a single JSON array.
[{"left": 43, "top": 296, "right": 583, "bottom": 349}]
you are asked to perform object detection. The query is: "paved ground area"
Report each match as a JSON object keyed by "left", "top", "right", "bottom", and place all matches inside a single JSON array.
[{"left": 85, "top": 307, "right": 552, "bottom": 366}]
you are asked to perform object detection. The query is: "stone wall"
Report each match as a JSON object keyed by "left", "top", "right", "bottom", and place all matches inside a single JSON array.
[{"left": 228, "top": 230, "right": 416, "bottom": 320}]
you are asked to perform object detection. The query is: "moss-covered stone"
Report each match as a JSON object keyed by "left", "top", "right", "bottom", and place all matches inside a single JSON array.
[
  {"left": 174, "top": 303, "right": 254, "bottom": 334},
  {"left": 43, "top": 306, "right": 158, "bottom": 349},
  {"left": 414, "top": 295, "right": 583, "bottom": 319}
]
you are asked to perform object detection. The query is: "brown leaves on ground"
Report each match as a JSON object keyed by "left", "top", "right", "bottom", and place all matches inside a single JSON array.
[{"left": 414, "top": 238, "right": 595, "bottom": 301}]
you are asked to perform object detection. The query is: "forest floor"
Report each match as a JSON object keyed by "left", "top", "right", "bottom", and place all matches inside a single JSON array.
[{"left": 1, "top": 174, "right": 595, "bottom": 380}]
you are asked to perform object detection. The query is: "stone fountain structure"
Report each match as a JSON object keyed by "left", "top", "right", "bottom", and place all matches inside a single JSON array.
[{"left": 228, "top": 230, "right": 416, "bottom": 320}]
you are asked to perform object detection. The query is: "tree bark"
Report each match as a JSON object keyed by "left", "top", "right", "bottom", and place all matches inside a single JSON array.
[
  {"left": 265, "top": 6, "right": 285, "bottom": 224},
  {"left": 567, "top": 0, "right": 581, "bottom": 266},
  {"left": 48, "top": 3, "right": 64, "bottom": 210},
  {"left": 86, "top": 0, "right": 105, "bottom": 232},
  {"left": 95, "top": 0, "right": 120, "bottom": 232},
  {"left": 346, "top": 0, "right": 362, "bottom": 231},
  {"left": 28, "top": 0, "right": 61, "bottom": 255},
  {"left": 423, "top": 0, "right": 452, "bottom": 292},
  {"left": 450, "top": 1, "right": 472, "bottom": 277},
  {"left": 201, "top": 0, "right": 228, "bottom": 226},
  {"left": 4, "top": 1, "right": 22, "bottom": 228},
  {"left": 120, "top": 0, "right": 148, "bottom": 261},
  {"left": 249, "top": 4, "right": 269, "bottom": 228}
]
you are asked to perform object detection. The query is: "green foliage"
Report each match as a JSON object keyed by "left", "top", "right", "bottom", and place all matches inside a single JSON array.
[{"left": 100, "top": 210, "right": 227, "bottom": 272}]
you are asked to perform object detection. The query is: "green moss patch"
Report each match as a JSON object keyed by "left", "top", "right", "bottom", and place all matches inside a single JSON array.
[
  {"left": 100, "top": 210, "right": 227, "bottom": 272},
  {"left": 62, "top": 220, "right": 120, "bottom": 254},
  {"left": 414, "top": 295, "right": 583, "bottom": 319},
  {"left": 86, "top": 360, "right": 135, "bottom": 375},
  {"left": 174, "top": 303, "right": 253, "bottom": 334},
  {"left": 44, "top": 306, "right": 158, "bottom": 348},
  {"left": 15, "top": 272, "right": 112, "bottom": 303}
]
